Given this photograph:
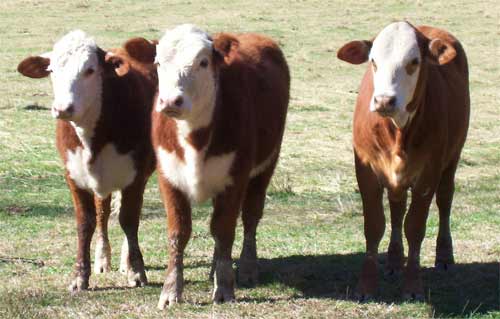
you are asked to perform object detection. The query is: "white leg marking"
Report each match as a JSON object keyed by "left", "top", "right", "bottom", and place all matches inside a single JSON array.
[
  {"left": 94, "top": 233, "right": 111, "bottom": 274},
  {"left": 119, "top": 236, "right": 130, "bottom": 274}
]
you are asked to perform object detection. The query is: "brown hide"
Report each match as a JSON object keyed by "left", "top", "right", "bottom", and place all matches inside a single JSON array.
[
  {"left": 21, "top": 43, "right": 157, "bottom": 292},
  {"left": 153, "top": 33, "right": 289, "bottom": 175},
  {"left": 346, "top": 24, "right": 469, "bottom": 300},
  {"left": 153, "top": 32, "right": 289, "bottom": 307},
  {"left": 353, "top": 25, "right": 469, "bottom": 194}
]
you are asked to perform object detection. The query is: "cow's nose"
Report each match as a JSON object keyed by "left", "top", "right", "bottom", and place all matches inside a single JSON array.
[
  {"left": 373, "top": 95, "right": 396, "bottom": 114},
  {"left": 160, "top": 95, "right": 184, "bottom": 109}
]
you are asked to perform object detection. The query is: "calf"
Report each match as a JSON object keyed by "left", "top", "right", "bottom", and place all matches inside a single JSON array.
[
  {"left": 125, "top": 24, "right": 289, "bottom": 308},
  {"left": 337, "top": 21, "right": 469, "bottom": 300},
  {"left": 17, "top": 30, "right": 157, "bottom": 291}
]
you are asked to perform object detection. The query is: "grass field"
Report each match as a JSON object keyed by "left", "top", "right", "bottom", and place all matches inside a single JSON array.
[{"left": 1, "top": 0, "right": 499, "bottom": 318}]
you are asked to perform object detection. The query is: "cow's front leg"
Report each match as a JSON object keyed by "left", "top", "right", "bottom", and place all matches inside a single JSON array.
[
  {"left": 66, "top": 177, "right": 96, "bottom": 292},
  {"left": 403, "top": 187, "right": 434, "bottom": 301},
  {"left": 211, "top": 186, "right": 245, "bottom": 303},
  {"left": 94, "top": 195, "right": 112, "bottom": 274},
  {"left": 119, "top": 179, "right": 148, "bottom": 287},
  {"left": 157, "top": 181, "right": 192, "bottom": 309},
  {"left": 354, "top": 155, "right": 385, "bottom": 301}
]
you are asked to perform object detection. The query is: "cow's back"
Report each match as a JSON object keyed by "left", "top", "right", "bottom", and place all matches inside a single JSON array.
[
  {"left": 217, "top": 33, "right": 290, "bottom": 165},
  {"left": 418, "top": 26, "right": 470, "bottom": 163}
]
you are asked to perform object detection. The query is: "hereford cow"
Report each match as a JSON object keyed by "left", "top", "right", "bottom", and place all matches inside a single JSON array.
[
  {"left": 337, "top": 21, "right": 469, "bottom": 300},
  {"left": 17, "top": 30, "right": 157, "bottom": 291},
  {"left": 125, "top": 24, "right": 290, "bottom": 308}
]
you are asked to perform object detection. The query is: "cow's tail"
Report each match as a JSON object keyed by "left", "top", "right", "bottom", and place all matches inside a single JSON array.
[{"left": 110, "top": 191, "right": 122, "bottom": 217}]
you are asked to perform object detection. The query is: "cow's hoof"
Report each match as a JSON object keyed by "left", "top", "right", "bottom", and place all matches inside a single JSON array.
[
  {"left": 127, "top": 269, "right": 147, "bottom": 287},
  {"left": 402, "top": 278, "right": 424, "bottom": 302},
  {"left": 157, "top": 290, "right": 182, "bottom": 309},
  {"left": 355, "top": 291, "right": 374, "bottom": 303},
  {"left": 213, "top": 259, "right": 235, "bottom": 303},
  {"left": 213, "top": 286, "right": 236, "bottom": 304},
  {"left": 158, "top": 269, "right": 183, "bottom": 309},
  {"left": 94, "top": 240, "right": 111, "bottom": 274},
  {"left": 68, "top": 276, "right": 88, "bottom": 293},
  {"left": 94, "top": 255, "right": 111, "bottom": 274},
  {"left": 237, "top": 261, "right": 258, "bottom": 287},
  {"left": 402, "top": 291, "right": 425, "bottom": 302}
]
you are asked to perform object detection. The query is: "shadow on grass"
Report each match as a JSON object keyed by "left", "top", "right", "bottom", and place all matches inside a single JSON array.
[
  {"left": 255, "top": 253, "right": 499, "bottom": 318},
  {"left": 0, "top": 203, "right": 71, "bottom": 217}
]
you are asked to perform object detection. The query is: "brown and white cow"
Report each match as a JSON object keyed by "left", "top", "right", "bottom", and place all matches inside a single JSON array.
[
  {"left": 125, "top": 24, "right": 290, "bottom": 308},
  {"left": 337, "top": 21, "right": 469, "bottom": 300},
  {"left": 17, "top": 30, "right": 157, "bottom": 291}
]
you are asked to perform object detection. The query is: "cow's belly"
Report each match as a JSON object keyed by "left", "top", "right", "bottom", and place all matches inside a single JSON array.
[
  {"left": 66, "top": 143, "right": 137, "bottom": 198},
  {"left": 157, "top": 146, "right": 235, "bottom": 203}
]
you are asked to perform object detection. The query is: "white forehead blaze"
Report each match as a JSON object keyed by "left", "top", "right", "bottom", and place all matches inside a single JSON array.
[
  {"left": 49, "top": 30, "right": 98, "bottom": 73},
  {"left": 48, "top": 30, "right": 102, "bottom": 123},
  {"left": 155, "top": 24, "right": 216, "bottom": 125},
  {"left": 369, "top": 22, "right": 421, "bottom": 126},
  {"left": 156, "top": 24, "right": 212, "bottom": 66}
]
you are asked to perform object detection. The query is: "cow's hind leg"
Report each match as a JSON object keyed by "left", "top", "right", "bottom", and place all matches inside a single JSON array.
[
  {"left": 238, "top": 165, "right": 275, "bottom": 287},
  {"left": 94, "top": 195, "right": 112, "bottom": 274},
  {"left": 435, "top": 160, "right": 459, "bottom": 270},
  {"left": 119, "top": 179, "right": 148, "bottom": 287},
  {"left": 385, "top": 191, "right": 407, "bottom": 279}
]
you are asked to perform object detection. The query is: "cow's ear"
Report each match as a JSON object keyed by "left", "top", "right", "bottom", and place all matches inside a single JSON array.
[
  {"left": 337, "top": 40, "right": 372, "bottom": 65},
  {"left": 124, "top": 37, "right": 157, "bottom": 64},
  {"left": 212, "top": 33, "right": 239, "bottom": 65},
  {"left": 104, "top": 52, "right": 130, "bottom": 77},
  {"left": 17, "top": 55, "right": 51, "bottom": 78},
  {"left": 427, "top": 38, "right": 456, "bottom": 65}
]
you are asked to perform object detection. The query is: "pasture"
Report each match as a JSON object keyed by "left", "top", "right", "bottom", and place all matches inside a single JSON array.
[{"left": 0, "top": 0, "right": 499, "bottom": 318}]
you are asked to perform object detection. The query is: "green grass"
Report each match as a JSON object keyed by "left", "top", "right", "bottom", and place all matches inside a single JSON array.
[{"left": 1, "top": 0, "right": 499, "bottom": 318}]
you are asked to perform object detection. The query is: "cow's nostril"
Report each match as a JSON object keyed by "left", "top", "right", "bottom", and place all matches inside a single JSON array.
[
  {"left": 66, "top": 104, "right": 75, "bottom": 114},
  {"left": 388, "top": 96, "right": 396, "bottom": 107},
  {"left": 174, "top": 96, "right": 184, "bottom": 107}
]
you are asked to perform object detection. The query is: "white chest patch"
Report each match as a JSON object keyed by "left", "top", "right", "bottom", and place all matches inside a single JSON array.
[
  {"left": 66, "top": 143, "right": 136, "bottom": 198},
  {"left": 157, "top": 143, "right": 235, "bottom": 203}
]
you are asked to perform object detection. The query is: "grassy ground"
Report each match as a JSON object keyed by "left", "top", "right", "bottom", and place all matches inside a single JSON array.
[{"left": 1, "top": 0, "right": 499, "bottom": 318}]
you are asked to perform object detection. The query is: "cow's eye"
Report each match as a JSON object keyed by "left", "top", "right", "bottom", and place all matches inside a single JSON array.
[
  {"left": 200, "top": 58, "right": 209, "bottom": 68},
  {"left": 84, "top": 68, "right": 94, "bottom": 77},
  {"left": 371, "top": 59, "right": 377, "bottom": 72},
  {"left": 406, "top": 58, "right": 419, "bottom": 75}
]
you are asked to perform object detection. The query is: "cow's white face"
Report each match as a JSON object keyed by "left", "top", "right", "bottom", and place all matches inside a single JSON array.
[
  {"left": 155, "top": 24, "right": 217, "bottom": 128},
  {"left": 369, "top": 22, "right": 421, "bottom": 127},
  {"left": 47, "top": 30, "right": 103, "bottom": 124}
]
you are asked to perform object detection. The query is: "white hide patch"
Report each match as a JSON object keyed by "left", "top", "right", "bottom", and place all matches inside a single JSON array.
[
  {"left": 155, "top": 24, "right": 217, "bottom": 130},
  {"left": 369, "top": 22, "right": 421, "bottom": 128},
  {"left": 66, "top": 143, "right": 136, "bottom": 198},
  {"left": 48, "top": 30, "right": 103, "bottom": 125},
  {"left": 158, "top": 143, "right": 235, "bottom": 203}
]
